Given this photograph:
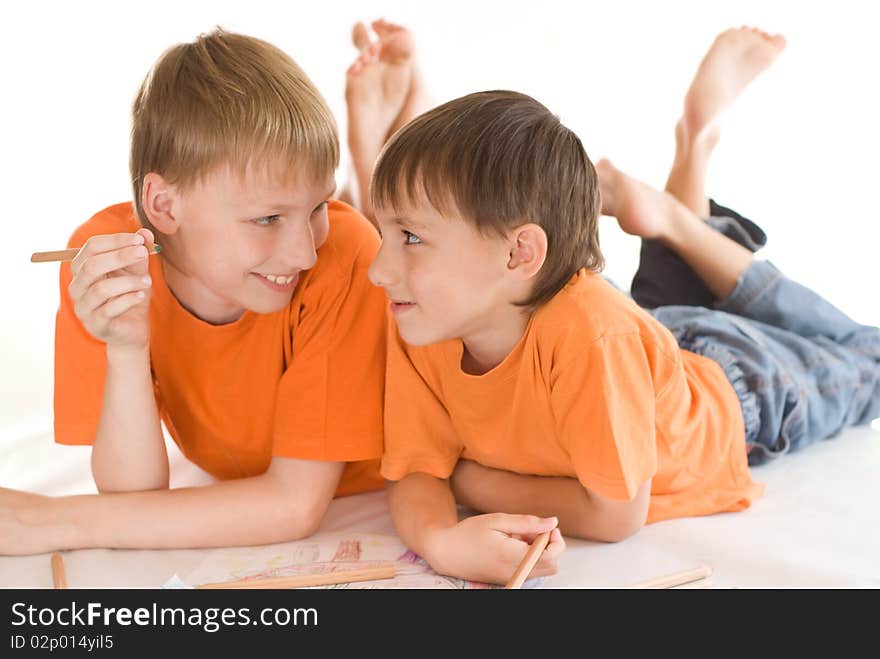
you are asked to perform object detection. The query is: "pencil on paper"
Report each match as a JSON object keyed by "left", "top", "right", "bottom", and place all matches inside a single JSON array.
[
  {"left": 195, "top": 565, "right": 396, "bottom": 589},
  {"left": 505, "top": 530, "right": 552, "bottom": 589},
  {"left": 30, "top": 244, "right": 162, "bottom": 263},
  {"left": 625, "top": 565, "right": 713, "bottom": 589},
  {"left": 51, "top": 552, "right": 67, "bottom": 589}
]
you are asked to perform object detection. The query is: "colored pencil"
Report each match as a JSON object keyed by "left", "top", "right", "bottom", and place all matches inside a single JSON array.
[
  {"left": 196, "top": 565, "right": 396, "bottom": 589},
  {"left": 625, "top": 565, "right": 713, "bottom": 589},
  {"left": 505, "top": 531, "right": 552, "bottom": 589},
  {"left": 31, "top": 244, "right": 161, "bottom": 263},
  {"left": 51, "top": 552, "right": 67, "bottom": 589}
]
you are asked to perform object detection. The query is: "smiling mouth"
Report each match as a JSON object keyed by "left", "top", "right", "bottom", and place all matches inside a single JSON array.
[
  {"left": 389, "top": 299, "right": 416, "bottom": 314},
  {"left": 254, "top": 272, "right": 300, "bottom": 290}
]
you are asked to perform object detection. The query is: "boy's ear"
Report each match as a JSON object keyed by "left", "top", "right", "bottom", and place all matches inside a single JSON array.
[
  {"left": 506, "top": 223, "right": 547, "bottom": 278},
  {"left": 142, "top": 172, "right": 180, "bottom": 235}
]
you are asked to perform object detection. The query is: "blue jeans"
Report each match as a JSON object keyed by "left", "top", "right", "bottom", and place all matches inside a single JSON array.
[{"left": 632, "top": 202, "right": 880, "bottom": 466}]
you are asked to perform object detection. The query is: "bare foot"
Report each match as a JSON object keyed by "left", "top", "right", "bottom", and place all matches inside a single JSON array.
[
  {"left": 599, "top": 159, "right": 683, "bottom": 240},
  {"left": 603, "top": 160, "right": 754, "bottom": 301},
  {"left": 369, "top": 19, "right": 432, "bottom": 139},
  {"left": 345, "top": 22, "right": 412, "bottom": 218},
  {"left": 345, "top": 26, "right": 410, "bottom": 153},
  {"left": 682, "top": 26, "right": 786, "bottom": 143},
  {"left": 666, "top": 27, "right": 785, "bottom": 215}
]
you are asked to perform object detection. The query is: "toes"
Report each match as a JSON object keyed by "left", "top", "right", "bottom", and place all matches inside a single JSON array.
[
  {"left": 371, "top": 18, "right": 394, "bottom": 35},
  {"left": 373, "top": 18, "right": 404, "bottom": 34},
  {"left": 352, "top": 21, "right": 371, "bottom": 51},
  {"left": 347, "top": 46, "right": 378, "bottom": 77},
  {"left": 752, "top": 28, "right": 787, "bottom": 51},
  {"left": 596, "top": 157, "right": 616, "bottom": 174},
  {"left": 748, "top": 27, "right": 786, "bottom": 49},
  {"left": 715, "top": 27, "right": 739, "bottom": 44},
  {"left": 364, "top": 42, "right": 380, "bottom": 61},
  {"left": 770, "top": 34, "right": 787, "bottom": 50}
]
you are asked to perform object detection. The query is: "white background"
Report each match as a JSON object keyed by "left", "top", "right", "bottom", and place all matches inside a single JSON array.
[{"left": 1, "top": 0, "right": 878, "bottom": 440}]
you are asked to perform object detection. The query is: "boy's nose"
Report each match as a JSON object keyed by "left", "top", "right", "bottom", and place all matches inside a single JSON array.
[
  {"left": 279, "top": 217, "right": 318, "bottom": 271},
  {"left": 368, "top": 243, "right": 396, "bottom": 289}
]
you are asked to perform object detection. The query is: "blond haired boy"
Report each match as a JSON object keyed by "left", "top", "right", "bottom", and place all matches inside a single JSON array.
[{"left": 3, "top": 29, "right": 388, "bottom": 554}]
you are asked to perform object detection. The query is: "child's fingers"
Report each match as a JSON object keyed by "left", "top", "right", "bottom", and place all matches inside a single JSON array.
[
  {"left": 70, "top": 233, "right": 145, "bottom": 272},
  {"left": 487, "top": 513, "right": 558, "bottom": 538},
  {"left": 77, "top": 275, "right": 152, "bottom": 315},
  {"left": 68, "top": 244, "right": 150, "bottom": 299},
  {"left": 527, "top": 530, "right": 566, "bottom": 578},
  {"left": 497, "top": 530, "right": 563, "bottom": 582},
  {"left": 134, "top": 227, "right": 155, "bottom": 245},
  {"left": 518, "top": 525, "right": 564, "bottom": 545},
  {"left": 95, "top": 290, "right": 148, "bottom": 320},
  {"left": 544, "top": 528, "right": 566, "bottom": 557}
]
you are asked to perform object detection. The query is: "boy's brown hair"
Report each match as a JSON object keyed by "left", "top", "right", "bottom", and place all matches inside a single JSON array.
[
  {"left": 130, "top": 28, "right": 339, "bottom": 230},
  {"left": 371, "top": 90, "right": 603, "bottom": 309}
]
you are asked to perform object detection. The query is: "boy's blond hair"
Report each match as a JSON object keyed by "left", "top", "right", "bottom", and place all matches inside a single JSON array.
[
  {"left": 372, "top": 90, "right": 603, "bottom": 310},
  {"left": 130, "top": 28, "right": 339, "bottom": 230}
]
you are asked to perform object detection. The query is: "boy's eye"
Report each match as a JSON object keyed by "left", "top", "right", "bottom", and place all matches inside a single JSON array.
[
  {"left": 403, "top": 230, "right": 422, "bottom": 245},
  {"left": 253, "top": 215, "right": 281, "bottom": 226}
]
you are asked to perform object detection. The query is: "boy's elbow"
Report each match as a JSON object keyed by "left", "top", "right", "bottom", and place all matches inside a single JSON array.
[
  {"left": 277, "top": 496, "right": 330, "bottom": 541},
  {"left": 296, "top": 503, "right": 325, "bottom": 539},
  {"left": 583, "top": 480, "right": 650, "bottom": 542},
  {"left": 91, "top": 458, "right": 170, "bottom": 493},
  {"left": 596, "top": 517, "right": 645, "bottom": 543},
  {"left": 599, "top": 498, "right": 650, "bottom": 542},
  {"left": 570, "top": 495, "right": 649, "bottom": 542}
]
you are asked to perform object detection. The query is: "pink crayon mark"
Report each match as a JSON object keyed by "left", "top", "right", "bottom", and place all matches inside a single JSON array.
[{"left": 332, "top": 540, "right": 362, "bottom": 562}]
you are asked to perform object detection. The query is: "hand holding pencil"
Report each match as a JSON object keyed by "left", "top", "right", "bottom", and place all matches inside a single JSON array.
[
  {"left": 429, "top": 513, "right": 565, "bottom": 586},
  {"left": 55, "top": 229, "right": 159, "bottom": 350}
]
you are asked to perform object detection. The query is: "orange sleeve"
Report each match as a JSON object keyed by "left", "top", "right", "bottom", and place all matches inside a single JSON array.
[
  {"left": 272, "top": 219, "right": 387, "bottom": 462},
  {"left": 380, "top": 330, "right": 462, "bottom": 481},
  {"left": 53, "top": 253, "right": 107, "bottom": 445},
  {"left": 551, "top": 333, "right": 661, "bottom": 501}
]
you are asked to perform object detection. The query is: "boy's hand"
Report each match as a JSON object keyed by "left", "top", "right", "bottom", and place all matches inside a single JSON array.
[
  {"left": 68, "top": 229, "right": 155, "bottom": 350},
  {"left": 426, "top": 513, "right": 565, "bottom": 585}
]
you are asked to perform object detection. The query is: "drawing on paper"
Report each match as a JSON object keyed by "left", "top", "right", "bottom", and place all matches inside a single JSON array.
[{"left": 182, "top": 532, "right": 501, "bottom": 589}]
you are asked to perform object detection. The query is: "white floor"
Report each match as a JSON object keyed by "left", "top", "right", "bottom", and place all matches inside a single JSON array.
[{"left": 1, "top": 425, "right": 879, "bottom": 588}]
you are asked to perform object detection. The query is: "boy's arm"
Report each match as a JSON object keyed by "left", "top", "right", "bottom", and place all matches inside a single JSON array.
[
  {"left": 91, "top": 344, "right": 168, "bottom": 492},
  {"left": 450, "top": 460, "right": 651, "bottom": 542},
  {"left": 388, "top": 473, "right": 564, "bottom": 584},
  {"left": 3, "top": 457, "right": 343, "bottom": 554},
  {"left": 387, "top": 472, "right": 459, "bottom": 569},
  {"left": 60, "top": 230, "right": 168, "bottom": 492}
]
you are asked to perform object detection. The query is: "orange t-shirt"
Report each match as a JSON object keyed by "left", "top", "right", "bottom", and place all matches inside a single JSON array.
[
  {"left": 54, "top": 200, "right": 385, "bottom": 497},
  {"left": 381, "top": 269, "right": 764, "bottom": 523}
]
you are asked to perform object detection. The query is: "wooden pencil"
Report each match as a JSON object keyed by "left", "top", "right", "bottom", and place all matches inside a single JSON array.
[
  {"left": 31, "top": 244, "right": 162, "bottom": 263},
  {"left": 51, "top": 552, "right": 67, "bottom": 589},
  {"left": 195, "top": 565, "right": 396, "bottom": 590},
  {"left": 625, "top": 565, "right": 713, "bottom": 589},
  {"left": 505, "top": 531, "right": 552, "bottom": 589}
]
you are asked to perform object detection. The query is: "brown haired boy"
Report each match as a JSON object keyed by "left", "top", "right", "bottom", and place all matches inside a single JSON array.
[{"left": 368, "top": 29, "right": 878, "bottom": 585}]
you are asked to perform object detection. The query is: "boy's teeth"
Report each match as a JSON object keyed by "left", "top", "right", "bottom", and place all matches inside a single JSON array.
[{"left": 264, "top": 274, "right": 293, "bottom": 284}]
